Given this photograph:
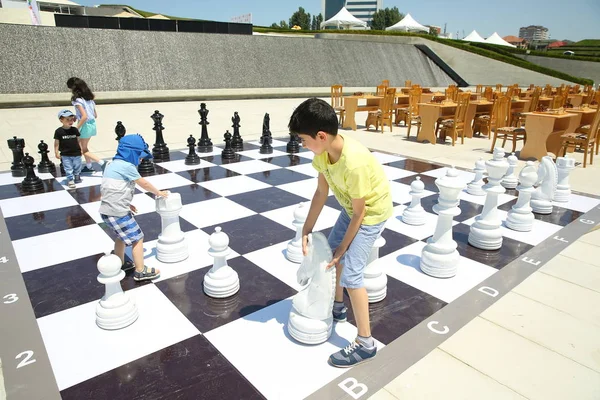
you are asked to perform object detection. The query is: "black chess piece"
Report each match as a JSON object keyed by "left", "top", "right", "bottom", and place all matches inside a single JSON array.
[
  {"left": 259, "top": 113, "right": 273, "bottom": 145},
  {"left": 197, "top": 103, "right": 213, "bottom": 153},
  {"left": 221, "top": 131, "right": 235, "bottom": 160},
  {"left": 185, "top": 135, "right": 201, "bottom": 165},
  {"left": 8, "top": 136, "right": 26, "bottom": 177},
  {"left": 259, "top": 120, "right": 273, "bottom": 155},
  {"left": 21, "top": 153, "right": 44, "bottom": 192},
  {"left": 286, "top": 133, "right": 300, "bottom": 153},
  {"left": 231, "top": 112, "right": 243, "bottom": 151},
  {"left": 115, "top": 121, "right": 126, "bottom": 141},
  {"left": 151, "top": 110, "right": 170, "bottom": 162},
  {"left": 37, "top": 140, "right": 55, "bottom": 173},
  {"left": 138, "top": 157, "right": 155, "bottom": 175}
]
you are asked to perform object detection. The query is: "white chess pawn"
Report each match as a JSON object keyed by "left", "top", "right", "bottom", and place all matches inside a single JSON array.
[
  {"left": 501, "top": 152, "right": 519, "bottom": 189},
  {"left": 506, "top": 161, "right": 538, "bottom": 232},
  {"left": 402, "top": 177, "right": 427, "bottom": 225},
  {"left": 203, "top": 227, "right": 240, "bottom": 298},
  {"left": 96, "top": 252, "right": 139, "bottom": 330},
  {"left": 364, "top": 234, "right": 387, "bottom": 303},
  {"left": 553, "top": 155, "right": 575, "bottom": 203},
  {"left": 467, "top": 158, "right": 486, "bottom": 196},
  {"left": 156, "top": 192, "right": 188, "bottom": 263},
  {"left": 286, "top": 202, "right": 308, "bottom": 263}
]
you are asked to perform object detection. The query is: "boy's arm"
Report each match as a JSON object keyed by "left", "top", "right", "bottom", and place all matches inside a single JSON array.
[
  {"left": 302, "top": 173, "right": 329, "bottom": 254},
  {"left": 135, "top": 177, "right": 169, "bottom": 197},
  {"left": 54, "top": 139, "right": 60, "bottom": 159}
]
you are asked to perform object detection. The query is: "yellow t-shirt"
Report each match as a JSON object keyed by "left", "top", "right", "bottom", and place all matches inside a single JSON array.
[{"left": 312, "top": 135, "right": 393, "bottom": 225}]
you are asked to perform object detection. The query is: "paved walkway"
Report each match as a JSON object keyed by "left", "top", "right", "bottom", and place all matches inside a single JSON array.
[{"left": 1, "top": 97, "right": 599, "bottom": 399}]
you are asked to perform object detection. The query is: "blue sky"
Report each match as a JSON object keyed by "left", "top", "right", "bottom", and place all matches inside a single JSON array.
[{"left": 77, "top": 0, "right": 599, "bottom": 41}]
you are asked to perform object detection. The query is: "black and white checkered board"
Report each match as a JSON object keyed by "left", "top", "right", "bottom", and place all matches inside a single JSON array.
[{"left": 1, "top": 137, "right": 599, "bottom": 400}]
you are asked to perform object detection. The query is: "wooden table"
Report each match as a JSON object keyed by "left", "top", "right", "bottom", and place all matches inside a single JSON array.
[
  {"left": 520, "top": 112, "right": 581, "bottom": 160},
  {"left": 416, "top": 102, "right": 457, "bottom": 143}
]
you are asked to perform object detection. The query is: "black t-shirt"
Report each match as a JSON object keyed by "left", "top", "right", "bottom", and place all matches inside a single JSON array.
[{"left": 54, "top": 127, "right": 82, "bottom": 156}]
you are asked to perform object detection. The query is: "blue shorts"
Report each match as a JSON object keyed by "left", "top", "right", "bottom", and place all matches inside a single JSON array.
[
  {"left": 327, "top": 209, "right": 386, "bottom": 289},
  {"left": 79, "top": 120, "right": 97, "bottom": 139},
  {"left": 101, "top": 213, "right": 144, "bottom": 246}
]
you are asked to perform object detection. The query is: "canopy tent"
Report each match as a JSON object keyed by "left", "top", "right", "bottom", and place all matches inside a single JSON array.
[
  {"left": 320, "top": 7, "right": 368, "bottom": 30},
  {"left": 462, "top": 30, "right": 485, "bottom": 43},
  {"left": 385, "top": 13, "right": 428, "bottom": 32},
  {"left": 484, "top": 32, "right": 516, "bottom": 47}
]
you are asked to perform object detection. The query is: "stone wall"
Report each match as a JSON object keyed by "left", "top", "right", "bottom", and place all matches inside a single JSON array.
[{"left": 515, "top": 54, "right": 599, "bottom": 85}]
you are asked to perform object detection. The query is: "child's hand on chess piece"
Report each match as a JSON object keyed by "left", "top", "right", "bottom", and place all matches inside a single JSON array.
[
  {"left": 156, "top": 190, "right": 169, "bottom": 198},
  {"left": 129, "top": 204, "right": 138, "bottom": 214}
]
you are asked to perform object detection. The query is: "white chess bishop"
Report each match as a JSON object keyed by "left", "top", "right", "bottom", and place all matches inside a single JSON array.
[
  {"left": 156, "top": 192, "right": 188, "bottom": 263},
  {"left": 286, "top": 202, "right": 308, "bottom": 263},
  {"left": 203, "top": 227, "right": 240, "bottom": 298},
  {"left": 96, "top": 252, "right": 139, "bottom": 330},
  {"left": 363, "top": 233, "right": 387, "bottom": 302},
  {"left": 402, "top": 177, "right": 427, "bottom": 225},
  {"left": 530, "top": 156, "right": 558, "bottom": 214},
  {"left": 287, "top": 232, "right": 336, "bottom": 345}
]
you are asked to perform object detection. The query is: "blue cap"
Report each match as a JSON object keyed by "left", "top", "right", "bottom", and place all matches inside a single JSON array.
[
  {"left": 58, "top": 109, "right": 75, "bottom": 119},
  {"left": 114, "top": 134, "right": 153, "bottom": 166}
]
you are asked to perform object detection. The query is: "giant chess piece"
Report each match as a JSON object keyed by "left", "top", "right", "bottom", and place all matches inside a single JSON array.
[
  {"left": 197, "top": 103, "right": 213, "bottom": 153},
  {"left": 420, "top": 168, "right": 466, "bottom": 278},
  {"left": 530, "top": 156, "right": 558, "bottom": 214},
  {"left": 231, "top": 112, "right": 244, "bottom": 151},
  {"left": 21, "top": 153, "right": 44, "bottom": 193},
  {"left": 364, "top": 233, "right": 387, "bottom": 303},
  {"left": 221, "top": 131, "right": 236, "bottom": 160},
  {"left": 468, "top": 148, "right": 510, "bottom": 250},
  {"left": 137, "top": 135, "right": 155, "bottom": 176},
  {"left": 37, "top": 140, "right": 55, "bottom": 173},
  {"left": 260, "top": 113, "right": 273, "bottom": 145},
  {"left": 506, "top": 161, "right": 538, "bottom": 232},
  {"left": 286, "top": 202, "right": 308, "bottom": 263},
  {"left": 467, "top": 158, "right": 486, "bottom": 196},
  {"left": 156, "top": 192, "right": 188, "bottom": 263},
  {"left": 553, "top": 155, "right": 575, "bottom": 203},
  {"left": 286, "top": 133, "right": 300, "bottom": 153},
  {"left": 203, "top": 227, "right": 240, "bottom": 298},
  {"left": 8, "top": 136, "right": 26, "bottom": 177},
  {"left": 115, "top": 121, "right": 126, "bottom": 141},
  {"left": 150, "top": 110, "right": 169, "bottom": 162},
  {"left": 96, "top": 252, "right": 139, "bottom": 330},
  {"left": 501, "top": 152, "right": 519, "bottom": 189},
  {"left": 185, "top": 135, "right": 201, "bottom": 165},
  {"left": 287, "top": 232, "right": 336, "bottom": 344},
  {"left": 402, "top": 176, "right": 427, "bottom": 225}
]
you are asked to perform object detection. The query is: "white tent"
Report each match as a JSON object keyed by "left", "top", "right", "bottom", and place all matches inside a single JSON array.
[
  {"left": 320, "top": 7, "right": 368, "bottom": 30},
  {"left": 462, "top": 30, "right": 485, "bottom": 43},
  {"left": 484, "top": 32, "right": 516, "bottom": 47},
  {"left": 385, "top": 13, "right": 428, "bottom": 33}
]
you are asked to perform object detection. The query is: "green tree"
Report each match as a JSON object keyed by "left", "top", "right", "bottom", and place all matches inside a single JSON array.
[
  {"left": 315, "top": 13, "right": 323, "bottom": 30},
  {"left": 289, "top": 7, "right": 311, "bottom": 30},
  {"left": 311, "top": 13, "right": 324, "bottom": 30},
  {"left": 370, "top": 7, "right": 404, "bottom": 30},
  {"left": 279, "top": 20, "right": 289, "bottom": 29}
]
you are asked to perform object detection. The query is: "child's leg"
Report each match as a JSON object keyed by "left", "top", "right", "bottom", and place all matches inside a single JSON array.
[
  {"left": 62, "top": 156, "right": 74, "bottom": 182},
  {"left": 131, "top": 239, "right": 145, "bottom": 272},
  {"left": 347, "top": 287, "right": 371, "bottom": 337},
  {"left": 73, "top": 156, "right": 82, "bottom": 182},
  {"left": 114, "top": 239, "right": 126, "bottom": 264},
  {"left": 79, "top": 138, "right": 91, "bottom": 166}
]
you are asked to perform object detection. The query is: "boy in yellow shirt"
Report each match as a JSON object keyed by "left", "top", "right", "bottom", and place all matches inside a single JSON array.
[{"left": 289, "top": 98, "right": 393, "bottom": 367}]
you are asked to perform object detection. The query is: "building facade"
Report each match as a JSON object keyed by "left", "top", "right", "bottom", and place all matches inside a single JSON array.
[
  {"left": 322, "top": 0, "right": 383, "bottom": 27},
  {"left": 518, "top": 25, "right": 549, "bottom": 41}
]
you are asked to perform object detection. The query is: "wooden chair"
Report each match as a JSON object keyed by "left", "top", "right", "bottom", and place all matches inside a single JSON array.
[
  {"left": 404, "top": 80, "right": 412, "bottom": 87},
  {"left": 513, "top": 87, "right": 541, "bottom": 127},
  {"left": 365, "top": 88, "right": 396, "bottom": 133},
  {"left": 381, "top": 80, "right": 390, "bottom": 87},
  {"left": 483, "top": 87, "right": 493, "bottom": 101},
  {"left": 472, "top": 98, "right": 498, "bottom": 138},
  {"left": 445, "top": 85, "right": 458, "bottom": 102},
  {"left": 492, "top": 95, "right": 526, "bottom": 153},
  {"left": 397, "top": 88, "right": 422, "bottom": 138},
  {"left": 438, "top": 92, "right": 471, "bottom": 146},
  {"left": 375, "top": 85, "right": 386, "bottom": 96},
  {"left": 330, "top": 85, "right": 345, "bottom": 126},
  {"left": 560, "top": 106, "right": 600, "bottom": 167}
]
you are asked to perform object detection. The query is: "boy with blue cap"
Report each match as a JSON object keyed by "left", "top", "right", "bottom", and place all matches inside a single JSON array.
[
  {"left": 99, "top": 134, "right": 168, "bottom": 281},
  {"left": 54, "top": 109, "right": 82, "bottom": 188}
]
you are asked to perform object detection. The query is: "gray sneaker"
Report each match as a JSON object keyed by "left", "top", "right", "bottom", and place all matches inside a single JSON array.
[{"left": 328, "top": 340, "right": 377, "bottom": 368}]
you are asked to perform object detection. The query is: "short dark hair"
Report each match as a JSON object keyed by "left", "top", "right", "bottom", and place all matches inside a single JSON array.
[{"left": 288, "top": 98, "right": 338, "bottom": 138}]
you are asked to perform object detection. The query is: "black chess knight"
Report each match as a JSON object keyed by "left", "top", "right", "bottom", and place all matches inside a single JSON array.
[
  {"left": 231, "top": 112, "right": 243, "bottom": 151},
  {"left": 259, "top": 114, "right": 273, "bottom": 154},
  {"left": 151, "top": 111, "right": 170, "bottom": 162},
  {"left": 197, "top": 103, "right": 213, "bottom": 153},
  {"left": 8, "top": 136, "right": 26, "bottom": 177},
  {"left": 37, "top": 140, "right": 56, "bottom": 173},
  {"left": 221, "top": 131, "right": 236, "bottom": 160},
  {"left": 21, "top": 153, "right": 44, "bottom": 192},
  {"left": 185, "top": 135, "right": 201, "bottom": 165}
]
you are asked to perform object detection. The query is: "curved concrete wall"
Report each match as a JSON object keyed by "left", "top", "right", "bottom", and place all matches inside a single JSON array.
[
  {"left": 0, "top": 24, "right": 454, "bottom": 94},
  {"left": 515, "top": 54, "right": 599, "bottom": 85}
]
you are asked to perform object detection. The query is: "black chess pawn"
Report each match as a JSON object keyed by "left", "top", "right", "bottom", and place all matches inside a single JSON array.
[
  {"left": 231, "top": 112, "right": 243, "bottom": 151},
  {"left": 8, "top": 136, "right": 26, "bottom": 177},
  {"left": 221, "top": 131, "right": 236, "bottom": 160},
  {"left": 37, "top": 140, "right": 55, "bottom": 173},
  {"left": 21, "top": 153, "right": 44, "bottom": 193},
  {"left": 197, "top": 103, "right": 213, "bottom": 153},
  {"left": 259, "top": 128, "right": 273, "bottom": 155},
  {"left": 185, "top": 135, "right": 201, "bottom": 165},
  {"left": 151, "top": 110, "right": 170, "bottom": 162},
  {"left": 115, "top": 121, "right": 126, "bottom": 141},
  {"left": 286, "top": 133, "right": 300, "bottom": 153},
  {"left": 138, "top": 157, "right": 155, "bottom": 175}
]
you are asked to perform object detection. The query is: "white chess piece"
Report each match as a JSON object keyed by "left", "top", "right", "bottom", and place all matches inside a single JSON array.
[
  {"left": 288, "top": 232, "right": 336, "bottom": 345},
  {"left": 364, "top": 233, "right": 387, "bottom": 303},
  {"left": 203, "top": 227, "right": 240, "bottom": 298},
  {"left": 501, "top": 152, "right": 519, "bottom": 189},
  {"left": 156, "top": 192, "right": 188, "bottom": 263},
  {"left": 286, "top": 202, "right": 308, "bottom": 263},
  {"left": 402, "top": 177, "right": 427, "bottom": 225},
  {"left": 467, "top": 158, "right": 486, "bottom": 196},
  {"left": 96, "top": 252, "right": 139, "bottom": 330},
  {"left": 468, "top": 148, "right": 510, "bottom": 250},
  {"left": 531, "top": 156, "right": 558, "bottom": 214},
  {"left": 506, "top": 161, "right": 538, "bottom": 232},
  {"left": 553, "top": 155, "right": 575, "bottom": 203},
  {"left": 420, "top": 167, "right": 466, "bottom": 278}
]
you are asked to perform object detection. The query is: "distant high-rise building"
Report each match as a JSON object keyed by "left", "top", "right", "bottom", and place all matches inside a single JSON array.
[
  {"left": 518, "top": 25, "right": 549, "bottom": 41},
  {"left": 322, "top": 0, "right": 383, "bottom": 27}
]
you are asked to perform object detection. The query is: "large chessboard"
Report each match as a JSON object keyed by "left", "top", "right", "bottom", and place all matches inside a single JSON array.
[{"left": 1, "top": 137, "right": 599, "bottom": 400}]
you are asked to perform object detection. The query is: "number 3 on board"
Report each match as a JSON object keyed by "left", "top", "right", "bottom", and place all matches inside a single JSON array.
[{"left": 3, "top": 293, "right": 18, "bottom": 304}]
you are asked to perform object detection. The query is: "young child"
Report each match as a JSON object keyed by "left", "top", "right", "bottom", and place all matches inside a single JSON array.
[
  {"left": 54, "top": 109, "right": 82, "bottom": 189},
  {"left": 288, "top": 98, "right": 393, "bottom": 368},
  {"left": 99, "top": 134, "right": 168, "bottom": 281},
  {"left": 67, "top": 77, "right": 105, "bottom": 172}
]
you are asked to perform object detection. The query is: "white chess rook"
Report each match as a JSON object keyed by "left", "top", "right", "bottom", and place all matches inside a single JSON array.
[
  {"left": 96, "top": 252, "right": 139, "bottom": 330},
  {"left": 420, "top": 167, "right": 465, "bottom": 278},
  {"left": 204, "top": 227, "right": 240, "bottom": 298},
  {"left": 468, "top": 148, "right": 510, "bottom": 250},
  {"left": 467, "top": 158, "right": 486, "bottom": 196},
  {"left": 286, "top": 202, "right": 308, "bottom": 263},
  {"left": 553, "top": 155, "right": 574, "bottom": 203},
  {"left": 506, "top": 161, "right": 538, "bottom": 232},
  {"left": 156, "top": 192, "right": 188, "bottom": 263},
  {"left": 364, "top": 234, "right": 387, "bottom": 303},
  {"left": 501, "top": 152, "right": 519, "bottom": 189},
  {"left": 402, "top": 177, "right": 427, "bottom": 225},
  {"left": 530, "top": 156, "right": 558, "bottom": 214}
]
